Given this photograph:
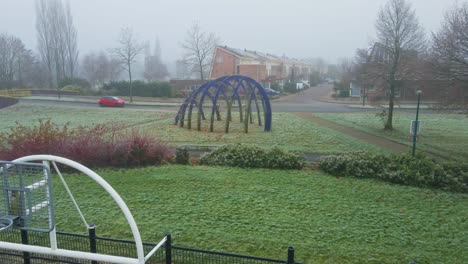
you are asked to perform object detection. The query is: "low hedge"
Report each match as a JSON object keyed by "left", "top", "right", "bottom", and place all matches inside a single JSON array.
[
  {"left": 319, "top": 152, "right": 468, "bottom": 193},
  {"left": 102, "top": 80, "right": 174, "bottom": 98},
  {"left": 200, "top": 144, "right": 306, "bottom": 170}
]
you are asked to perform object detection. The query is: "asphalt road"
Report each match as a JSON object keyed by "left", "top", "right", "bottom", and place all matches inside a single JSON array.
[{"left": 17, "top": 84, "right": 431, "bottom": 114}]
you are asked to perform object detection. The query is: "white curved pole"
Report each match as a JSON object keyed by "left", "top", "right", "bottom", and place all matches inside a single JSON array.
[{"left": 12, "top": 155, "right": 145, "bottom": 264}]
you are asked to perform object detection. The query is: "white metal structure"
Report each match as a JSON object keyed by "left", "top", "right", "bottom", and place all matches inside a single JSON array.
[{"left": 0, "top": 155, "right": 165, "bottom": 264}]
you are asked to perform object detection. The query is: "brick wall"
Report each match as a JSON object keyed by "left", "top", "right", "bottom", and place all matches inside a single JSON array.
[
  {"left": 210, "top": 49, "right": 238, "bottom": 79},
  {"left": 238, "top": 65, "right": 267, "bottom": 82}
]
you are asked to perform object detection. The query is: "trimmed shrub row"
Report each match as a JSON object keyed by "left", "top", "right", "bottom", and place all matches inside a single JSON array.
[
  {"left": 102, "top": 80, "right": 174, "bottom": 98},
  {"left": 319, "top": 152, "right": 468, "bottom": 193},
  {"left": 0, "top": 120, "right": 174, "bottom": 168},
  {"left": 200, "top": 144, "right": 306, "bottom": 170}
]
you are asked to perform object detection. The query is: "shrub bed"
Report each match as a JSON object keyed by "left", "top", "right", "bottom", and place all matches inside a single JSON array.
[
  {"left": 0, "top": 120, "right": 174, "bottom": 168},
  {"left": 319, "top": 152, "right": 468, "bottom": 193},
  {"left": 200, "top": 144, "right": 306, "bottom": 170}
]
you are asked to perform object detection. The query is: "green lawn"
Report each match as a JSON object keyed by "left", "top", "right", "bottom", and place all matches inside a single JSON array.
[
  {"left": 51, "top": 165, "right": 467, "bottom": 264},
  {"left": 315, "top": 112, "right": 468, "bottom": 161},
  {"left": 0, "top": 103, "right": 384, "bottom": 154}
]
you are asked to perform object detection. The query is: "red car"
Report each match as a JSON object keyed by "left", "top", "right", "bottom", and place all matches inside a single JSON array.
[{"left": 98, "top": 96, "right": 125, "bottom": 107}]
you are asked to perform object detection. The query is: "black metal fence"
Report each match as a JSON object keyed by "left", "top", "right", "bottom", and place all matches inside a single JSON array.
[{"left": 0, "top": 228, "right": 301, "bottom": 264}]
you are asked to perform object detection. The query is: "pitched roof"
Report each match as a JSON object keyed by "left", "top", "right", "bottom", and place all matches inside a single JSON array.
[{"left": 216, "top": 45, "right": 311, "bottom": 66}]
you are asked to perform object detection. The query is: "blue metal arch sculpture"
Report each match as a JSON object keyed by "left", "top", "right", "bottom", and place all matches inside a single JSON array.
[{"left": 175, "top": 75, "right": 272, "bottom": 132}]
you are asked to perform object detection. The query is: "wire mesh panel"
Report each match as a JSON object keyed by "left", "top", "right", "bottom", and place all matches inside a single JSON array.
[
  {"left": 0, "top": 161, "right": 54, "bottom": 232},
  {"left": 172, "top": 246, "right": 289, "bottom": 264},
  {"left": 0, "top": 229, "right": 298, "bottom": 264}
]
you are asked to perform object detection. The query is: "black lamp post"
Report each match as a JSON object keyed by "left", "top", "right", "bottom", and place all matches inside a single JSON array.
[{"left": 412, "top": 90, "right": 422, "bottom": 156}]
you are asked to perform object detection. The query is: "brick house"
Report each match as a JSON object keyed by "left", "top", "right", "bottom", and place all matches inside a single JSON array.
[{"left": 209, "top": 45, "right": 312, "bottom": 88}]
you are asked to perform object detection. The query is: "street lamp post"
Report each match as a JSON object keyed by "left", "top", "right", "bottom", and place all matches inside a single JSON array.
[{"left": 412, "top": 90, "right": 422, "bottom": 156}]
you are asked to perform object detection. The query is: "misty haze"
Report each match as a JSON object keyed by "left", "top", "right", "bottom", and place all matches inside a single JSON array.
[{"left": 0, "top": 0, "right": 467, "bottom": 263}]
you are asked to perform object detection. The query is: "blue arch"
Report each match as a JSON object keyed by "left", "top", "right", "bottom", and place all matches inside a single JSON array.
[{"left": 175, "top": 75, "right": 272, "bottom": 132}]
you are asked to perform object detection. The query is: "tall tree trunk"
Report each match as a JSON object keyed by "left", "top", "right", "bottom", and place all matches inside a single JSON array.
[
  {"left": 199, "top": 62, "right": 204, "bottom": 80},
  {"left": 385, "top": 81, "right": 395, "bottom": 130},
  {"left": 385, "top": 55, "right": 399, "bottom": 130},
  {"left": 128, "top": 62, "right": 133, "bottom": 102}
]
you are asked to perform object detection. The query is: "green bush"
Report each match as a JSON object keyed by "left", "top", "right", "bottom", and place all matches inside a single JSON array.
[
  {"left": 58, "top": 77, "right": 91, "bottom": 90},
  {"left": 283, "top": 82, "right": 297, "bottom": 94},
  {"left": 338, "top": 90, "right": 350, "bottom": 97},
  {"left": 200, "top": 144, "right": 305, "bottom": 170},
  {"left": 61, "top": 85, "right": 81, "bottom": 93},
  {"left": 175, "top": 147, "right": 190, "bottom": 165},
  {"left": 270, "top": 83, "right": 281, "bottom": 92},
  {"left": 319, "top": 152, "right": 468, "bottom": 193},
  {"left": 102, "top": 81, "right": 174, "bottom": 98}
]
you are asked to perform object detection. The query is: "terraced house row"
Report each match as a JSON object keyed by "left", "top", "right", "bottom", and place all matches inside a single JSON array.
[{"left": 209, "top": 45, "right": 313, "bottom": 88}]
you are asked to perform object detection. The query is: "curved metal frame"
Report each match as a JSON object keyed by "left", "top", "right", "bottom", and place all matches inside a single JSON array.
[
  {"left": 2, "top": 155, "right": 154, "bottom": 264},
  {"left": 0, "top": 217, "right": 13, "bottom": 232},
  {"left": 175, "top": 75, "right": 272, "bottom": 132}
]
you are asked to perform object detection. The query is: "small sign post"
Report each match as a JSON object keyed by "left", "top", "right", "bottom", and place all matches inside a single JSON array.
[
  {"left": 412, "top": 90, "right": 422, "bottom": 156},
  {"left": 410, "top": 120, "right": 421, "bottom": 135}
]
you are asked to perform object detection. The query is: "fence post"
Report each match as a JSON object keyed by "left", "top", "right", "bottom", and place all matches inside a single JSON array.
[
  {"left": 287, "top": 246, "right": 295, "bottom": 264},
  {"left": 88, "top": 224, "right": 97, "bottom": 264},
  {"left": 165, "top": 233, "right": 172, "bottom": 264},
  {"left": 20, "top": 229, "right": 30, "bottom": 264}
]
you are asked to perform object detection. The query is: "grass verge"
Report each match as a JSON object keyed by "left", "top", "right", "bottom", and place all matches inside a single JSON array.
[{"left": 315, "top": 112, "right": 468, "bottom": 161}]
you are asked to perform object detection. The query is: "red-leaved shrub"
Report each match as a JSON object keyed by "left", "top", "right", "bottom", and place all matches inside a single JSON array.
[{"left": 0, "top": 120, "right": 174, "bottom": 168}]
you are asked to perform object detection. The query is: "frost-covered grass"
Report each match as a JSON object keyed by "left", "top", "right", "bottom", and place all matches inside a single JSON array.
[
  {"left": 51, "top": 165, "right": 468, "bottom": 263},
  {"left": 0, "top": 103, "right": 384, "bottom": 154},
  {"left": 315, "top": 112, "right": 468, "bottom": 161}
]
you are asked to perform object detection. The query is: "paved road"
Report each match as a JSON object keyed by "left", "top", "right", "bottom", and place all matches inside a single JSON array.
[
  {"left": 18, "top": 98, "right": 176, "bottom": 111},
  {"left": 18, "top": 84, "right": 432, "bottom": 114}
]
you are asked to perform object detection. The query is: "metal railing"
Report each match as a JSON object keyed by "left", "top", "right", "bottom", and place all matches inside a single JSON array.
[{"left": 0, "top": 228, "right": 300, "bottom": 264}]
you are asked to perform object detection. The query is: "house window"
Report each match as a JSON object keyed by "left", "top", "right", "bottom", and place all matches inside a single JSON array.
[{"left": 216, "top": 56, "right": 223, "bottom": 63}]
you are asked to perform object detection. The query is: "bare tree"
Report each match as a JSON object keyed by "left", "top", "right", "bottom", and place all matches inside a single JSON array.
[
  {"left": 181, "top": 23, "right": 219, "bottom": 80},
  {"left": 0, "top": 33, "right": 49, "bottom": 88},
  {"left": 81, "top": 51, "right": 101, "bottom": 89},
  {"left": 111, "top": 27, "right": 144, "bottom": 102},
  {"left": 81, "top": 51, "right": 122, "bottom": 89},
  {"left": 143, "top": 38, "right": 169, "bottom": 81},
  {"left": 359, "top": 0, "right": 425, "bottom": 130},
  {"left": 36, "top": 0, "right": 54, "bottom": 88},
  {"left": 63, "top": 1, "right": 78, "bottom": 78},
  {"left": 336, "top": 57, "right": 355, "bottom": 81},
  {"left": 0, "top": 33, "right": 25, "bottom": 88},
  {"left": 35, "top": 0, "right": 78, "bottom": 90},
  {"left": 432, "top": 2, "right": 468, "bottom": 84}
]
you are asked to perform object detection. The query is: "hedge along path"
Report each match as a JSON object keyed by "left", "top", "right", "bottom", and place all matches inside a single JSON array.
[{"left": 292, "top": 112, "right": 409, "bottom": 154}]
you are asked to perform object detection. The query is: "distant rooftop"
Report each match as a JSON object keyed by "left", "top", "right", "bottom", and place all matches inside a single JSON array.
[{"left": 217, "top": 45, "right": 310, "bottom": 65}]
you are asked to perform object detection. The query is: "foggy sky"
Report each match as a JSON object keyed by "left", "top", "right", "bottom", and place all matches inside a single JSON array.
[{"left": 0, "top": 0, "right": 460, "bottom": 65}]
